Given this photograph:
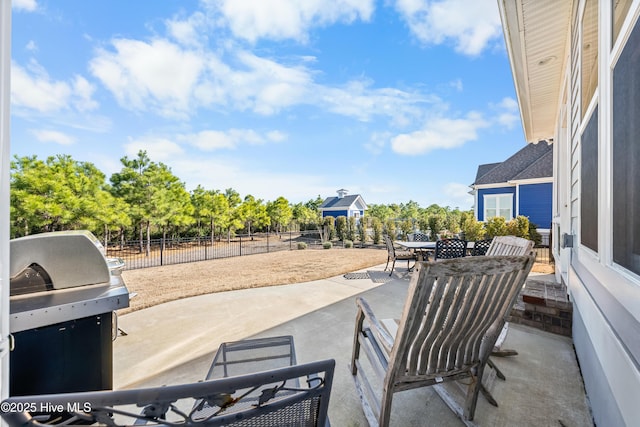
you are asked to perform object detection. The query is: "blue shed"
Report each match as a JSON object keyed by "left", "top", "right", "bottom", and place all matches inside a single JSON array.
[
  {"left": 319, "top": 189, "right": 367, "bottom": 221},
  {"left": 471, "top": 142, "right": 553, "bottom": 240}
]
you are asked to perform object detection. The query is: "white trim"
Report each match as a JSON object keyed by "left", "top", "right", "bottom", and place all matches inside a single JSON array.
[
  {"left": 0, "top": 0, "right": 11, "bottom": 401},
  {"left": 483, "top": 193, "right": 514, "bottom": 221},
  {"left": 473, "top": 182, "right": 517, "bottom": 190},
  {"left": 507, "top": 177, "right": 554, "bottom": 185}
]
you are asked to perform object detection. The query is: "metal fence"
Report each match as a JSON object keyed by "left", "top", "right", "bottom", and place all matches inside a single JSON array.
[
  {"left": 106, "top": 230, "right": 554, "bottom": 271},
  {"left": 105, "top": 230, "right": 337, "bottom": 270}
]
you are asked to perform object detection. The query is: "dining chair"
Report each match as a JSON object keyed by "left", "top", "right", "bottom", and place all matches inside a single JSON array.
[
  {"left": 434, "top": 238, "right": 467, "bottom": 260},
  {"left": 383, "top": 234, "right": 418, "bottom": 276}
]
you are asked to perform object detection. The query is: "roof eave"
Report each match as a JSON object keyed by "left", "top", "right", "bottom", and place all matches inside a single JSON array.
[{"left": 497, "top": 0, "right": 572, "bottom": 143}]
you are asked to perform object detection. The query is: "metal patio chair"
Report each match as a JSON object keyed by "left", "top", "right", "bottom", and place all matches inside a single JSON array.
[
  {"left": 383, "top": 234, "right": 418, "bottom": 276},
  {"left": 471, "top": 238, "right": 493, "bottom": 256},
  {"left": 434, "top": 238, "right": 467, "bottom": 260},
  {"left": 1, "top": 359, "right": 335, "bottom": 426}
]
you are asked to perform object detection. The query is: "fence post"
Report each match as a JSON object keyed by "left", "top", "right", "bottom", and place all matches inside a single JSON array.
[
  {"left": 160, "top": 237, "right": 164, "bottom": 266},
  {"left": 239, "top": 234, "right": 242, "bottom": 256},
  {"left": 267, "top": 232, "right": 270, "bottom": 253},
  {"left": 290, "top": 230, "right": 292, "bottom": 250}
]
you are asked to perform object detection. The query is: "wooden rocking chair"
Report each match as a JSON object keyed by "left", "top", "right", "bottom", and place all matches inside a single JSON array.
[{"left": 350, "top": 255, "right": 535, "bottom": 426}]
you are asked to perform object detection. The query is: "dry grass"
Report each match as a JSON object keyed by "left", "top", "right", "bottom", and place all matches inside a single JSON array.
[
  {"left": 120, "top": 248, "right": 388, "bottom": 314},
  {"left": 120, "top": 248, "right": 554, "bottom": 315}
]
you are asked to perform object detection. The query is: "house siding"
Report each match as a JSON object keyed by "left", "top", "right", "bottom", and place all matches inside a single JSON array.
[
  {"left": 476, "top": 187, "right": 516, "bottom": 221},
  {"left": 499, "top": 1, "right": 640, "bottom": 425},
  {"left": 322, "top": 210, "right": 348, "bottom": 218},
  {"left": 519, "top": 183, "right": 552, "bottom": 228}
]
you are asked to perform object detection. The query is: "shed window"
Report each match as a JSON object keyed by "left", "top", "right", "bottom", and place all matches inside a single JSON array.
[
  {"left": 612, "top": 16, "right": 640, "bottom": 276},
  {"left": 484, "top": 194, "right": 513, "bottom": 221}
]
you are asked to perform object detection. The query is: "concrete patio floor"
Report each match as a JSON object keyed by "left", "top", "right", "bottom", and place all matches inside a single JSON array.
[{"left": 114, "top": 264, "right": 593, "bottom": 426}]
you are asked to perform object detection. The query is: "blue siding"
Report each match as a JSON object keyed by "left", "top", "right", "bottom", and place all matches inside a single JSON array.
[
  {"left": 519, "top": 182, "right": 552, "bottom": 228},
  {"left": 476, "top": 187, "right": 516, "bottom": 221},
  {"left": 322, "top": 210, "right": 349, "bottom": 218}
]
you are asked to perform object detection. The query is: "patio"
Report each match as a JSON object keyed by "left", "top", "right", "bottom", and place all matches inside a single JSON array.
[{"left": 114, "top": 264, "right": 593, "bottom": 426}]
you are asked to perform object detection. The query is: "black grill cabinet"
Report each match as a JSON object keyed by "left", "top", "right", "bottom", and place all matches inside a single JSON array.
[{"left": 9, "top": 231, "right": 130, "bottom": 396}]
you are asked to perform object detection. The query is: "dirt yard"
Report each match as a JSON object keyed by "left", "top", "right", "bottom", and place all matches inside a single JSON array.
[
  {"left": 120, "top": 248, "right": 388, "bottom": 314},
  {"left": 119, "top": 248, "right": 554, "bottom": 315}
]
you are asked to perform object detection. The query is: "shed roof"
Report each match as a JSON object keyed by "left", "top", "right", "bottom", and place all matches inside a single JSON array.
[{"left": 320, "top": 194, "right": 366, "bottom": 210}]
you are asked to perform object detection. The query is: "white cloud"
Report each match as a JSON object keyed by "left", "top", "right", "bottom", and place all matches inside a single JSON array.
[
  {"left": 266, "top": 130, "right": 288, "bottom": 142},
  {"left": 72, "top": 75, "right": 99, "bottom": 112},
  {"left": 13, "top": 0, "right": 37, "bottom": 12},
  {"left": 230, "top": 51, "right": 314, "bottom": 115},
  {"left": 364, "top": 132, "right": 391, "bottom": 155},
  {"left": 322, "top": 80, "right": 437, "bottom": 125},
  {"left": 11, "top": 61, "right": 100, "bottom": 115},
  {"left": 440, "top": 182, "right": 473, "bottom": 208},
  {"left": 166, "top": 12, "right": 209, "bottom": 47},
  {"left": 26, "top": 40, "right": 38, "bottom": 51},
  {"left": 492, "top": 96, "right": 520, "bottom": 128},
  {"left": 208, "top": 0, "right": 374, "bottom": 43},
  {"left": 391, "top": 112, "right": 489, "bottom": 155},
  {"left": 124, "top": 136, "right": 184, "bottom": 162},
  {"left": 394, "top": 0, "right": 502, "bottom": 56},
  {"left": 172, "top": 156, "right": 334, "bottom": 202},
  {"left": 30, "top": 129, "right": 76, "bottom": 145},
  {"left": 178, "top": 128, "right": 287, "bottom": 151},
  {"left": 90, "top": 39, "right": 204, "bottom": 118},
  {"left": 11, "top": 61, "right": 71, "bottom": 112},
  {"left": 89, "top": 34, "right": 433, "bottom": 124}
]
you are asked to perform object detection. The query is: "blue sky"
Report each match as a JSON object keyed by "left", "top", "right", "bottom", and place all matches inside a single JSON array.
[{"left": 10, "top": 0, "right": 525, "bottom": 209}]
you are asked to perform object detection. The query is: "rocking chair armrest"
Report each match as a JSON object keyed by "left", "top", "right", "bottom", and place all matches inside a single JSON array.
[{"left": 356, "top": 297, "right": 395, "bottom": 352}]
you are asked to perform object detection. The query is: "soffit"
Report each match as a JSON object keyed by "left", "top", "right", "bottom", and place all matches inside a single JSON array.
[{"left": 498, "top": 0, "right": 573, "bottom": 143}]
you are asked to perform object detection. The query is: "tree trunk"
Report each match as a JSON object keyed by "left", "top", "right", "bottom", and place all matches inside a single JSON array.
[
  {"left": 145, "top": 221, "right": 151, "bottom": 257},
  {"left": 210, "top": 217, "right": 215, "bottom": 246},
  {"left": 103, "top": 223, "right": 108, "bottom": 253}
]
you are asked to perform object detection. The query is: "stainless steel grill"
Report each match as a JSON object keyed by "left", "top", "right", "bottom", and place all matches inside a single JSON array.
[{"left": 9, "top": 230, "right": 130, "bottom": 396}]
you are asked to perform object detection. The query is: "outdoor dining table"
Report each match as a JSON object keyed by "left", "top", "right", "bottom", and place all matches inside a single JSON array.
[
  {"left": 394, "top": 240, "right": 436, "bottom": 261},
  {"left": 395, "top": 240, "right": 475, "bottom": 260}
]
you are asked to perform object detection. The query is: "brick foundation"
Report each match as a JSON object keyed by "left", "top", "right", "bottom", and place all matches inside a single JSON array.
[{"left": 508, "top": 278, "right": 572, "bottom": 337}]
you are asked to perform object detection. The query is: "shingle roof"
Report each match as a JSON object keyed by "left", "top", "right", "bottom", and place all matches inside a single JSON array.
[
  {"left": 475, "top": 162, "right": 501, "bottom": 182},
  {"left": 474, "top": 142, "right": 553, "bottom": 185},
  {"left": 320, "top": 194, "right": 366, "bottom": 209}
]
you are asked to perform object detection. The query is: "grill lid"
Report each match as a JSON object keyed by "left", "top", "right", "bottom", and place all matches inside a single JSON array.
[{"left": 10, "top": 263, "right": 53, "bottom": 296}]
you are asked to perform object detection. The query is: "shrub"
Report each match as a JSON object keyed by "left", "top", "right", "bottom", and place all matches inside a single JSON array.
[
  {"left": 529, "top": 222, "right": 542, "bottom": 245},
  {"left": 357, "top": 219, "right": 367, "bottom": 246},
  {"left": 344, "top": 240, "right": 353, "bottom": 248},
  {"left": 507, "top": 215, "right": 530, "bottom": 239},
  {"left": 323, "top": 241, "right": 333, "bottom": 249},
  {"left": 428, "top": 214, "right": 445, "bottom": 241},
  {"left": 399, "top": 219, "right": 413, "bottom": 240},
  {"left": 347, "top": 216, "right": 357, "bottom": 241},
  {"left": 461, "top": 216, "right": 485, "bottom": 241},
  {"left": 384, "top": 219, "right": 396, "bottom": 239},
  {"left": 485, "top": 216, "right": 508, "bottom": 238},
  {"left": 297, "top": 242, "right": 307, "bottom": 250},
  {"left": 336, "top": 216, "right": 347, "bottom": 241},
  {"left": 371, "top": 217, "right": 383, "bottom": 244}
]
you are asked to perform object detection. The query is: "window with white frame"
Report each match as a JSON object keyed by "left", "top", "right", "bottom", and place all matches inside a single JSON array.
[
  {"left": 612, "top": 12, "right": 640, "bottom": 276},
  {"left": 484, "top": 194, "right": 513, "bottom": 221}
]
